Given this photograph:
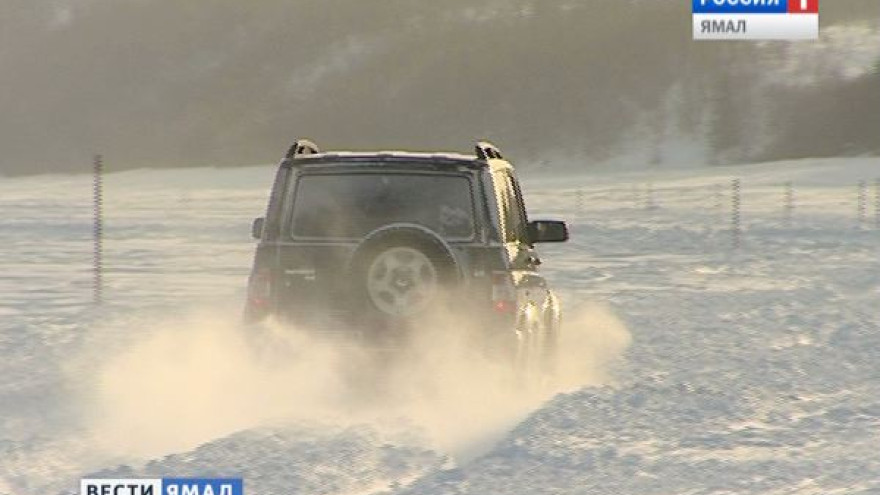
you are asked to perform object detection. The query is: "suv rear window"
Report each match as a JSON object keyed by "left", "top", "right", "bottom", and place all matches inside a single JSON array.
[{"left": 290, "top": 173, "right": 475, "bottom": 240}]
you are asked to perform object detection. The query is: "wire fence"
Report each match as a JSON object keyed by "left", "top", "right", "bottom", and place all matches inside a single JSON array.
[{"left": 529, "top": 177, "right": 880, "bottom": 249}]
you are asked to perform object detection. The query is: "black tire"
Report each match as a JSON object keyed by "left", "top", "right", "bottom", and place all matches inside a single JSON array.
[
  {"left": 349, "top": 225, "right": 459, "bottom": 324},
  {"left": 512, "top": 308, "right": 561, "bottom": 391}
]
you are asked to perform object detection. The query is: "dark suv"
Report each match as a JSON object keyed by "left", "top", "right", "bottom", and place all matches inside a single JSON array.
[{"left": 245, "top": 140, "right": 568, "bottom": 367}]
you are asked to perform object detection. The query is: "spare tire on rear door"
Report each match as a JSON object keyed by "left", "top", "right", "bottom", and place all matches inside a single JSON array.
[{"left": 349, "top": 224, "right": 460, "bottom": 322}]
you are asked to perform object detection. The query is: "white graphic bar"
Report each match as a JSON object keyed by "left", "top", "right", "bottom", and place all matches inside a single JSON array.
[
  {"left": 693, "top": 14, "right": 818, "bottom": 40},
  {"left": 81, "top": 479, "right": 163, "bottom": 495}
]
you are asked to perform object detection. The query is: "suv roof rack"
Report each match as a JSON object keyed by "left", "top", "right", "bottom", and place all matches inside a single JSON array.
[
  {"left": 285, "top": 139, "right": 504, "bottom": 162},
  {"left": 286, "top": 139, "right": 321, "bottom": 159},
  {"left": 474, "top": 141, "right": 504, "bottom": 160}
]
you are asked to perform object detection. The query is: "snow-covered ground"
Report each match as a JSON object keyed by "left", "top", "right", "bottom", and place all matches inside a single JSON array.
[{"left": 1, "top": 157, "right": 878, "bottom": 494}]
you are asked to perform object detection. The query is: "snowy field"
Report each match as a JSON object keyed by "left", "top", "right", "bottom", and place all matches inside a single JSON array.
[{"left": 1, "top": 157, "right": 879, "bottom": 494}]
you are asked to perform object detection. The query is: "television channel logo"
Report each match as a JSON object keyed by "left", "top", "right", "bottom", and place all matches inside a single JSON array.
[
  {"left": 80, "top": 478, "right": 244, "bottom": 495},
  {"left": 693, "top": 0, "right": 819, "bottom": 40}
]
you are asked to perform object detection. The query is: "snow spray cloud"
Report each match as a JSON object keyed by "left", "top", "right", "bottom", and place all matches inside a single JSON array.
[{"left": 75, "top": 301, "right": 630, "bottom": 461}]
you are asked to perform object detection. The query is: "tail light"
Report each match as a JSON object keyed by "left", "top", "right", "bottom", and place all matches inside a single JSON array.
[
  {"left": 491, "top": 271, "right": 517, "bottom": 314},
  {"left": 247, "top": 269, "right": 272, "bottom": 312}
]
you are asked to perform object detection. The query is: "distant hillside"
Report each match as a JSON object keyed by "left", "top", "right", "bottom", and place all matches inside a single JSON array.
[{"left": 1, "top": 0, "right": 878, "bottom": 176}]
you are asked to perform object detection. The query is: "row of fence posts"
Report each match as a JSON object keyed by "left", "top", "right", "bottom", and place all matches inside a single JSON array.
[
  {"left": 856, "top": 179, "right": 880, "bottom": 228},
  {"left": 88, "top": 156, "right": 877, "bottom": 301},
  {"left": 571, "top": 177, "right": 880, "bottom": 249},
  {"left": 93, "top": 154, "right": 104, "bottom": 305},
  {"left": 783, "top": 181, "right": 794, "bottom": 228},
  {"left": 873, "top": 179, "right": 879, "bottom": 228},
  {"left": 731, "top": 179, "right": 742, "bottom": 248}
]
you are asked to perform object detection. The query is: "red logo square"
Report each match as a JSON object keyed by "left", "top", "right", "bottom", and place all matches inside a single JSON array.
[{"left": 789, "top": 0, "right": 819, "bottom": 14}]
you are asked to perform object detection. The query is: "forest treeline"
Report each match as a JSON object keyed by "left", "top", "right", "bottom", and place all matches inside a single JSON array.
[{"left": 1, "top": 0, "right": 877, "bottom": 175}]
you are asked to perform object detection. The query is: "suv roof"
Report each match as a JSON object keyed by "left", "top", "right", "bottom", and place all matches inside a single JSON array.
[{"left": 281, "top": 139, "right": 513, "bottom": 173}]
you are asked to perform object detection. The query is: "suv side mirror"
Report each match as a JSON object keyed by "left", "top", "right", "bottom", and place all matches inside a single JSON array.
[
  {"left": 528, "top": 220, "right": 569, "bottom": 243},
  {"left": 251, "top": 217, "right": 265, "bottom": 240}
]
